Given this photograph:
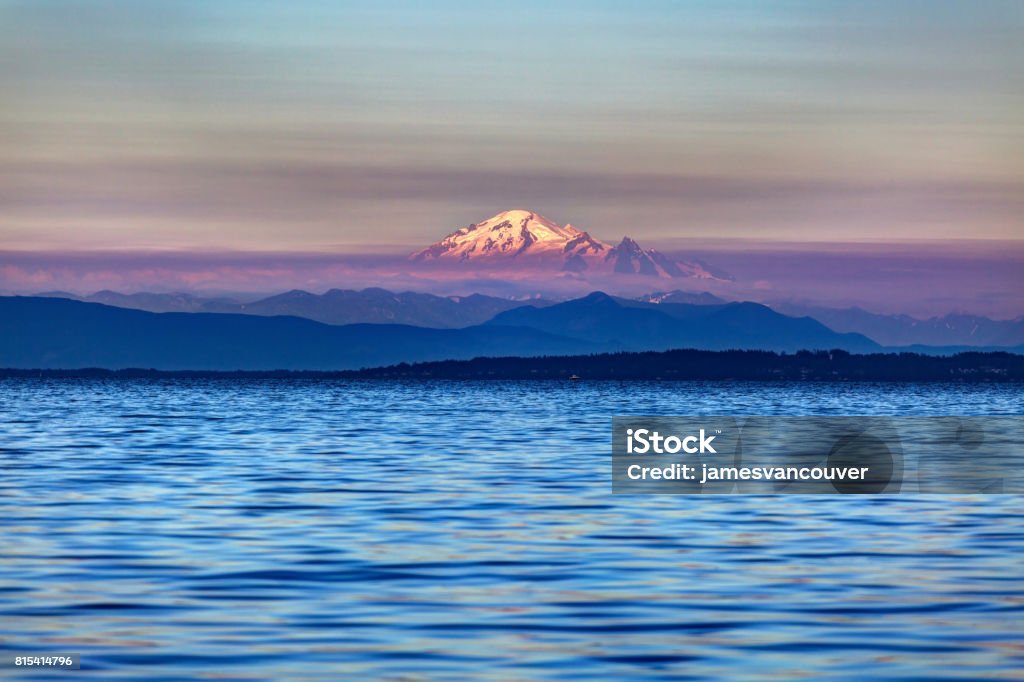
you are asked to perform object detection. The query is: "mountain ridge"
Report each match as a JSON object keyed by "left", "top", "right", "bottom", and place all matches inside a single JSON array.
[
  {"left": 0, "top": 296, "right": 590, "bottom": 370},
  {"left": 4, "top": 295, "right": 1022, "bottom": 371},
  {"left": 35, "top": 287, "right": 553, "bottom": 328},
  {"left": 486, "top": 291, "right": 881, "bottom": 353},
  {"left": 29, "top": 288, "right": 1024, "bottom": 347},
  {"left": 770, "top": 302, "right": 1024, "bottom": 347},
  {"left": 410, "top": 209, "right": 727, "bottom": 280}
]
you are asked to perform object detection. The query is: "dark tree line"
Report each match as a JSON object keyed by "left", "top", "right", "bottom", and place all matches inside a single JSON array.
[
  {"left": 349, "top": 349, "right": 1024, "bottom": 381},
  {"left": 3, "top": 349, "right": 1022, "bottom": 382}
]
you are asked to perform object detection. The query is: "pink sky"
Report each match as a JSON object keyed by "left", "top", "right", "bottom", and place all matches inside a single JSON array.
[
  {"left": 3, "top": 240, "right": 1021, "bottom": 319},
  {"left": 1, "top": 2, "right": 1021, "bottom": 317}
]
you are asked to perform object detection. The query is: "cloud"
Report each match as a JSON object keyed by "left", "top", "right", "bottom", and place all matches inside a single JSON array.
[
  {"left": 3, "top": 159, "right": 1022, "bottom": 250},
  {"left": 2, "top": 0, "right": 1021, "bottom": 250},
  {"left": 2, "top": 245, "right": 1021, "bottom": 318}
]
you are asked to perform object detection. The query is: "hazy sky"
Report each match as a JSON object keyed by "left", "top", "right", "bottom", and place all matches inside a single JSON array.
[{"left": 1, "top": 0, "right": 1022, "bottom": 251}]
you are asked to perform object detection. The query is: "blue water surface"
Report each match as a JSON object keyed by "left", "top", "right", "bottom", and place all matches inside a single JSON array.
[{"left": 0, "top": 379, "right": 1022, "bottom": 680}]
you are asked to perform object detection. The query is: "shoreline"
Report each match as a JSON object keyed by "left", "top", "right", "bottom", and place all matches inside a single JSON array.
[{"left": 2, "top": 348, "right": 1023, "bottom": 383}]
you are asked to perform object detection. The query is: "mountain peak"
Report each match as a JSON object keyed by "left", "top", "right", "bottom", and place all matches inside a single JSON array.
[
  {"left": 410, "top": 209, "right": 610, "bottom": 264},
  {"left": 409, "top": 210, "right": 730, "bottom": 280},
  {"left": 579, "top": 291, "right": 618, "bottom": 304},
  {"left": 615, "top": 236, "right": 643, "bottom": 251},
  {"left": 606, "top": 237, "right": 673, "bottom": 277},
  {"left": 489, "top": 208, "right": 548, "bottom": 223}
]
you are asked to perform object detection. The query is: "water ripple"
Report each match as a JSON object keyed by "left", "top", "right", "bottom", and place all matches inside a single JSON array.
[{"left": 0, "top": 379, "right": 1022, "bottom": 680}]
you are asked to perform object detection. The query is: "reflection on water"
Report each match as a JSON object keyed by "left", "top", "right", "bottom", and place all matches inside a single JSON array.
[{"left": 0, "top": 379, "right": 1022, "bottom": 680}]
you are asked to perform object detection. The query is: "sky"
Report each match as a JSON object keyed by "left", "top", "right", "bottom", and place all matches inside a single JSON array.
[{"left": 2, "top": 0, "right": 1022, "bottom": 254}]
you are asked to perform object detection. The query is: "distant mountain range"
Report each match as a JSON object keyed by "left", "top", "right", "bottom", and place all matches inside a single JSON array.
[
  {"left": 36, "top": 288, "right": 552, "bottom": 328},
  {"left": 410, "top": 209, "right": 730, "bottom": 280},
  {"left": 487, "top": 292, "right": 881, "bottom": 353},
  {"left": 634, "top": 290, "right": 1024, "bottom": 348},
  {"left": 640, "top": 290, "right": 729, "bottom": 305},
  {"left": 1, "top": 292, "right": 905, "bottom": 370},
  {"left": 29, "top": 287, "right": 1024, "bottom": 349},
  {"left": 0, "top": 297, "right": 590, "bottom": 370},
  {"left": 770, "top": 302, "right": 1024, "bottom": 348}
]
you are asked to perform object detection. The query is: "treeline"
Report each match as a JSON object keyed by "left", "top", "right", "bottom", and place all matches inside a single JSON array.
[
  {"left": 2, "top": 349, "right": 1023, "bottom": 381},
  {"left": 350, "top": 349, "right": 1024, "bottom": 381}
]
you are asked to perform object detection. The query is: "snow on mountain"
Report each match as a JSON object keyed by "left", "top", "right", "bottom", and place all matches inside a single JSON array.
[
  {"left": 640, "top": 290, "right": 727, "bottom": 305},
  {"left": 410, "top": 209, "right": 611, "bottom": 265},
  {"left": 410, "top": 209, "right": 726, "bottom": 280}
]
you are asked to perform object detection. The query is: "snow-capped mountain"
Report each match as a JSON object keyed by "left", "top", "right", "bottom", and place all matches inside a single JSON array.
[
  {"left": 410, "top": 209, "right": 610, "bottom": 266},
  {"left": 410, "top": 209, "right": 726, "bottom": 280}
]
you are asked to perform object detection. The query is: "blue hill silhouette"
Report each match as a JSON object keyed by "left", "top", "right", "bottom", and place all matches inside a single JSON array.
[
  {"left": 0, "top": 297, "right": 590, "bottom": 370},
  {"left": 488, "top": 292, "right": 880, "bottom": 353}
]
